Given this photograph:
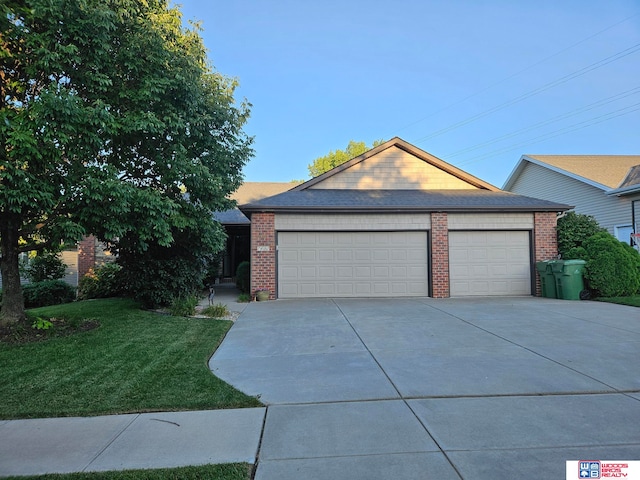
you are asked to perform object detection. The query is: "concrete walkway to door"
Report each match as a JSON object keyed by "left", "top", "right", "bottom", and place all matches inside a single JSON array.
[{"left": 209, "top": 297, "right": 640, "bottom": 480}]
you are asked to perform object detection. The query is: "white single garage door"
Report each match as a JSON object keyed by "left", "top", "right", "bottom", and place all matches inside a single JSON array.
[
  {"left": 449, "top": 231, "right": 531, "bottom": 296},
  {"left": 278, "top": 231, "right": 428, "bottom": 298}
]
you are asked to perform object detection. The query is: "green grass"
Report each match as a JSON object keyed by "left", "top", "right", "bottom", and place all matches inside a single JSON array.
[
  {"left": 3, "top": 463, "right": 251, "bottom": 480},
  {"left": 594, "top": 295, "right": 640, "bottom": 307},
  {"left": 0, "top": 298, "right": 261, "bottom": 419}
]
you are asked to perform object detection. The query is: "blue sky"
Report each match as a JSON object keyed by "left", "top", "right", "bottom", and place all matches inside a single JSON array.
[{"left": 175, "top": 0, "right": 640, "bottom": 188}]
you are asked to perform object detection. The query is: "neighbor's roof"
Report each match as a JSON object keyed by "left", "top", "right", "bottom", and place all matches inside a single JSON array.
[
  {"left": 240, "top": 189, "right": 571, "bottom": 214},
  {"left": 503, "top": 154, "right": 640, "bottom": 191},
  {"left": 608, "top": 164, "right": 640, "bottom": 196},
  {"left": 214, "top": 182, "right": 299, "bottom": 225},
  {"left": 230, "top": 182, "right": 298, "bottom": 204}
]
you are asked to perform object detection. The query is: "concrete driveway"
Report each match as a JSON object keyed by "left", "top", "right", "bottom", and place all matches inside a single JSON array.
[{"left": 209, "top": 297, "right": 640, "bottom": 480}]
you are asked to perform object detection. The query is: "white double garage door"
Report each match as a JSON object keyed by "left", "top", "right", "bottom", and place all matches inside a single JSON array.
[{"left": 277, "top": 230, "right": 532, "bottom": 298}]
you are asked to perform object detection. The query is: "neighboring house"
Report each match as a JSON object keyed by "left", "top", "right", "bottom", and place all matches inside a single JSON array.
[
  {"left": 503, "top": 155, "right": 640, "bottom": 244},
  {"left": 239, "top": 137, "right": 570, "bottom": 300},
  {"left": 214, "top": 182, "right": 299, "bottom": 280},
  {"left": 607, "top": 165, "right": 640, "bottom": 247},
  {"left": 0, "top": 249, "right": 80, "bottom": 289}
]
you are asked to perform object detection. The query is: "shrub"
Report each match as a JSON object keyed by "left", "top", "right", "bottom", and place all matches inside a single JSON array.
[
  {"left": 77, "top": 262, "right": 124, "bottom": 300},
  {"left": 237, "top": 293, "right": 251, "bottom": 303},
  {"left": 24, "top": 251, "right": 67, "bottom": 282},
  {"left": 236, "top": 261, "right": 250, "bottom": 293},
  {"left": 22, "top": 280, "right": 76, "bottom": 308},
  {"left": 556, "top": 212, "right": 606, "bottom": 257},
  {"left": 169, "top": 295, "right": 199, "bottom": 317},
  {"left": 201, "top": 303, "right": 230, "bottom": 318},
  {"left": 583, "top": 232, "right": 640, "bottom": 297}
]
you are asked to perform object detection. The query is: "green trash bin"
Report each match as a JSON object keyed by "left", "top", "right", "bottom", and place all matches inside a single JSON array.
[
  {"left": 535, "top": 260, "right": 557, "bottom": 298},
  {"left": 552, "top": 260, "right": 586, "bottom": 300}
]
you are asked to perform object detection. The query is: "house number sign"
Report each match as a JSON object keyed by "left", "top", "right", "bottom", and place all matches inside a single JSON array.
[{"left": 257, "top": 246, "right": 270, "bottom": 252}]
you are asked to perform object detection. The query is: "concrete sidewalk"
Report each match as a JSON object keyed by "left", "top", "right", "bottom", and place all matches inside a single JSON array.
[{"left": 0, "top": 408, "right": 266, "bottom": 477}]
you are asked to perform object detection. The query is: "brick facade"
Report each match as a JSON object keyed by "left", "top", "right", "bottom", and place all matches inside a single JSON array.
[
  {"left": 250, "top": 213, "right": 276, "bottom": 299},
  {"left": 247, "top": 211, "right": 558, "bottom": 300},
  {"left": 77, "top": 236, "right": 97, "bottom": 279},
  {"left": 533, "top": 211, "right": 559, "bottom": 296},
  {"left": 430, "top": 212, "right": 450, "bottom": 298}
]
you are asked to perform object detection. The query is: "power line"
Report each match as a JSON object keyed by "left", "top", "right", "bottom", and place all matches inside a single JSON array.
[
  {"left": 390, "top": 12, "right": 640, "bottom": 137},
  {"left": 414, "top": 42, "right": 640, "bottom": 143},
  {"left": 444, "top": 86, "right": 640, "bottom": 158},
  {"left": 455, "top": 102, "right": 640, "bottom": 166}
]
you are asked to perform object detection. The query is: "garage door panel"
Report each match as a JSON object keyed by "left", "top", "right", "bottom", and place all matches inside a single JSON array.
[
  {"left": 450, "top": 231, "right": 531, "bottom": 296},
  {"left": 337, "top": 250, "right": 353, "bottom": 261},
  {"left": 318, "top": 284, "right": 336, "bottom": 295},
  {"left": 319, "top": 250, "right": 335, "bottom": 261},
  {"left": 318, "top": 266, "right": 334, "bottom": 278},
  {"left": 278, "top": 231, "right": 428, "bottom": 298},
  {"left": 300, "top": 250, "right": 317, "bottom": 261}
]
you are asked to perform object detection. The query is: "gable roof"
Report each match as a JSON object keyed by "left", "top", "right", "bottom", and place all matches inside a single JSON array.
[
  {"left": 503, "top": 154, "right": 640, "bottom": 191},
  {"left": 293, "top": 137, "right": 500, "bottom": 191}
]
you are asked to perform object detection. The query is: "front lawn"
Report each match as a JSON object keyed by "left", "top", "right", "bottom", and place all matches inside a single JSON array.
[
  {"left": 3, "top": 463, "right": 251, "bottom": 480},
  {"left": 0, "top": 298, "right": 261, "bottom": 419},
  {"left": 594, "top": 295, "right": 640, "bottom": 307}
]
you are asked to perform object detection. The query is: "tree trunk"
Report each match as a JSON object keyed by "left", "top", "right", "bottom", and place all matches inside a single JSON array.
[{"left": 0, "top": 213, "right": 26, "bottom": 327}]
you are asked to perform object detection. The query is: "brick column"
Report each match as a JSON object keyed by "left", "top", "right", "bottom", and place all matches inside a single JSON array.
[
  {"left": 250, "top": 213, "right": 276, "bottom": 299},
  {"left": 431, "top": 212, "right": 449, "bottom": 298},
  {"left": 77, "top": 235, "right": 96, "bottom": 279},
  {"left": 533, "top": 211, "right": 559, "bottom": 296}
]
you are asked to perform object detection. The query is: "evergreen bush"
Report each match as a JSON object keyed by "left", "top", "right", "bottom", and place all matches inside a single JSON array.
[
  {"left": 556, "top": 212, "right": 606, "bottom": 258},
  {"left": 22, "top": 280, "right": 76, "bottom": 308},
  {"left": 583, "top": 232, "right": 640, "bottom": 297},
  {"left": 236, "top": 261, "right": 250, "bottom": 293}
]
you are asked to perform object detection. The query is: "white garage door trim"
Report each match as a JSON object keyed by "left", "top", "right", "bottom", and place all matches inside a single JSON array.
[
  {"left": 277, "top": 231, "right": 429, "bottom": 298},
  {"left": 449, "top": 230, "right": 532, "bottom": 296}
]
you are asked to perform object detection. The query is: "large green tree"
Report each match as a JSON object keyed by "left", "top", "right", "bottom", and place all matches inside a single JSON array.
[
  {"left": 307, "top": 139, "right": 385, "bottom": 178},
  {"left": 0, "top": 0, "right": 253, "bottom": 325}
]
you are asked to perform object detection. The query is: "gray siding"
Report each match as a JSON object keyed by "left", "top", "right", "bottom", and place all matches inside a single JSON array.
[{"left": 508, "top": 163, "right": 634, "bottom": 235}]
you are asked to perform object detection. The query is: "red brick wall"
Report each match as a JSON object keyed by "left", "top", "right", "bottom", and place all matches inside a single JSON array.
[
  {"left": 250, "top": 213, "right": 276, "bottom": 299},
  {"left": 431, "top": 212, "right": 450, "bottom": 298},
  {"left": 77, "top": 236, "right": 96, "bottom": 279},
  {"left": 533, "top": 211, "right": 559, "bottom": 296}
]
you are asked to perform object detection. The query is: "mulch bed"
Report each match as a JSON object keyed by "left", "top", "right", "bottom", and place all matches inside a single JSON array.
[{"left": 0, "top": 317, "right": 100, "bottom": 345}]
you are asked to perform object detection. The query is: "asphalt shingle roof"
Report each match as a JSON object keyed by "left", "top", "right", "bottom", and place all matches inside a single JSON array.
[
  {"left": 240, "top": 189, "right": 570, "bottom": 213},
  {"left": 619, "top": 165, "right": 640, "bottom": 189},
  {"left": 215, "top": 182, "right": 300, "bottom": 225},
  {"left": 525, "top": 155, "right": 640, "bottom": 189}
]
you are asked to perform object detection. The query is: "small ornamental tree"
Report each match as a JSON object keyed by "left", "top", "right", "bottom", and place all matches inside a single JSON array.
[{"left": 24, "top": 250, "right": 67, "bottom": 283}]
